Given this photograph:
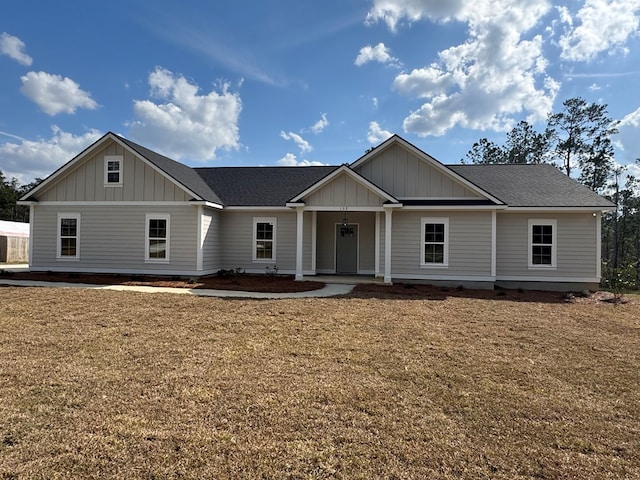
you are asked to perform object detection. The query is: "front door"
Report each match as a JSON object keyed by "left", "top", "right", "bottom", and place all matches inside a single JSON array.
[{"left": 336, "top": 224, "right": 358, "bottom": 274}]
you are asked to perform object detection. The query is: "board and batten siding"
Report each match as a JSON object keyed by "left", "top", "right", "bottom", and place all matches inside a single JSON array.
[
  {"left": 30, "top": 205, "right": 199, "bottom": 273},
  {"left": 305, "top": 173, "right": 386, "bottom": 207},
  {"left": 315, "top": 212, "right": 376, "bottom": 274},
  {"left": 354, "top": 144, "right": 482, "bottom": 199},
  {"left": 36, "top": 140, "right": 191, "bottom": 202},
  {"left": 496, "top": 212, "right": 599, "bottom": 279},
  {"left": 390, "top": 211, "right": 493, "bottom": 278},
  {"left": 219, "top": 211, "right": 297, "bottom": 273}
]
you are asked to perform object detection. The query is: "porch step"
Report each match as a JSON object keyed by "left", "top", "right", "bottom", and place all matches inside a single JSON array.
[{"left": 302, "top": 275, "right": 385, "bottom": 285}]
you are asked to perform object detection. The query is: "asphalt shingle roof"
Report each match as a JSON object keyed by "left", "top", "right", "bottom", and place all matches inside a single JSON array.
[
  {"left": 194, "top": 166, "right": 339, "bottom": 206},
  {"left": 448, "top": 163, "right": 614, "bottom": 208},
  {"left": 117, "top": 135, "right": 224, "bottom": 204},
  {"left": 117, "top": 134, "right": 613, "bottom": 209}
]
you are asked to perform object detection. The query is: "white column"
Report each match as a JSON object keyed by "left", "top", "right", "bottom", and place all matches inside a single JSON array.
[
  {"left": 491, "top": 210, "right": 496, "bottom": 278},
  {"left": 384, "top": 208, "right": 392, "bottom": 284},
  {"left": 28, "top": 204, "right": 34, "bottom": 266},
  {"left": 596, "top": 211, "right": 602, "bottom": 279},
  {"left": 374, "top": 211, "right": 380, "bottom": 277},
  {"left": 311, "top": 211, "right": 317, "bottom": 274},
  {"left": 196, "top": 205, "right": 204, "bottom": 271},
  {"left": 295, "top": 207, "right": 304, "bottom": 281}
]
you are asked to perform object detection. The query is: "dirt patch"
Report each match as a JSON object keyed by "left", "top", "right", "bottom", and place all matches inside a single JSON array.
[{"left": 0, "top": 270, "right": 324, "bottom": 293}]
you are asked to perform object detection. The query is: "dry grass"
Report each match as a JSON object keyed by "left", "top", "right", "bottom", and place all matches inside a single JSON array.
[{"left": 0, "top": 286, "right": 638, "bottom": 479}]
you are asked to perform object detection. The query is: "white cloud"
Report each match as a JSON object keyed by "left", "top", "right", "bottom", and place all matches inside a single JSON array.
[
  {"left": 355, "top": 42, "right": 401, "bottom": 67},
  {"left": 280, "top": 131, "right": 312, "bottom": 153},
  {"left": 0, "top": 126, "right": 103, "bottom": 183},
  {"left": 366, "top": 0, "right": 466, "bottom": 32},
  {"left": 367, "top": 121, "right": 393, "bottom": 144},
  {"left": 614, "top": 107, "right": 640, "bottom": 165},
  {"left": 559, "top": 0, "right": 640, "bottom": 62},
  {"left": 20, "top": 71, "right": 98, "bottom": 115},
  {"left": 310, "top": 113, "right": 329, "bottom": 134},
  {"left": 0, "top": 32, "right": 32, "bottom": 66},
  {"left": 371, "top": 0, "right": 558, "bottom": 137},
  {"left": 277, "top": 152, "right": 326, "bottom": 166},
  {"left": 129, "top": 67, "right": 242, "bottom": 161}
]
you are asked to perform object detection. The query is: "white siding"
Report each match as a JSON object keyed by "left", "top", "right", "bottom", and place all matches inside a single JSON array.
[
  {"left": 390, "top": 211, "right": 493, "bottom": 278},
  {"left": 31, "top": 204, "right": 199, "bottom": 274},
  {"left": 36, "top": 140, "right": 191, "bottom": 202},
  {"left": 354, "top": 144, "right": 482, "bottom": 199},
  {"left": 496, "top": 212, "right": 599, "bottom": 279}
]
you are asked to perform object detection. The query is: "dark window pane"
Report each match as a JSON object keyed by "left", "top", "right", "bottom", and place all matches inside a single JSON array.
[
  {"left": 532, "top": 224, "right": 553, "bottom": 245},
  {"left": 149, "top": 239, "right": 166, "bottom": 258},
  {"left": 424, "top": 223, "right": 445, "bottom": 243},
  {"left": 107, "top": 172, "right": 120, "bottom": 183},
  {"left": 60, "top": 218, "right": 77, "bottom": 236},
  {"left": 256, "top": 240, "right": 273, "bottom": 259},
  {"left": 424, "top": 244, "right": 444, "bottom": 263},
  {"left": 532, "top": 245, "right": 552, "bottom": 264},
  {"left": 149, "top": 219, "right": 167, "bottom": 238},
  {"left": 256, "top": 223, "right": 273, "bottom": 240},
  {"left": 60, "top": 238, "right": 76, "bottom": 256}
]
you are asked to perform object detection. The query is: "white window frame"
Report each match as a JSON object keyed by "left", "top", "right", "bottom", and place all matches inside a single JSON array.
[
  {"left": 528, "top": 219, "right": 557, "bottom": 269},
  {"left": 253, "top": 217, "right": 276, "bottom": 262},
  {"left": 104, "top": 155, "right": 123, "bottom": 186},
  {"left": 57, "top": 213, "right": 80, "bottom": 260},
  {"left": 421, "top": 217, "right": 449, "bottom": 268},
  {"left": 145, "top": 214, "right": 170, "bottom": 263}
]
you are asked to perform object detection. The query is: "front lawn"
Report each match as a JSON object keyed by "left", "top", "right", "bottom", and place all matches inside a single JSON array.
[{"left": 0, "top": 287, "right": 638, "bottom": 479}]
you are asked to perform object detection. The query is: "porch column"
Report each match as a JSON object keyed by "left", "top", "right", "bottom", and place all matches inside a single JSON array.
[
  {"left": 295, "top": 206, "right": 304, "bottom": 281},
  {"left": 384, "top": 207, "right": 393, "bottom": 284},
  {"left": 491, "top": 210, "right": 496, "bottom": 278},
  {"left": 311, "top": 211, "right": 317, "bottom": 274}
]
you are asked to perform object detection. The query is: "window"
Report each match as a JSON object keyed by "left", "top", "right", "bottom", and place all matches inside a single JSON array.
[
  {"left": 421, "top": 217, "right": 449, "bottom": 267},
  {"left": 104, "top": 155, "right": 123, "bottom": 186},
  {"left": 57, "top": 213, "right": 80, "bottom": 260},
  {"left": 528, "top": 219, "right": 556, "bottom": 269},
  {"left": 146, "top": 214, "right": 170, "bottom": 263},
  {"left": 253, "top": 217, "right": 276, "bottom": 261}
]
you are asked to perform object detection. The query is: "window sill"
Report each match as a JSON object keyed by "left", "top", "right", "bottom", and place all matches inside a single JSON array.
[
  {"left": 56, "top": 257, "right": 80, "bottom": 261},
  {"left": 145, "top": 259, "right": 170, "bottom": 264},
  {"left": 104, "top": 183, "right": 123, "bottom": 187},
  {"left": 420, "top": 264, "right": 448, "bottom": 269},
  {"left": 528, "top": 265, "right": 557, "bottom": 270},
  {"left": 253, "top": 259, "right": 276, "bottom": 263}
]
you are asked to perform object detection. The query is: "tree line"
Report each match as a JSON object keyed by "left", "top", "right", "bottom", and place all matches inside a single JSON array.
[{"left": 464, "top": 97, "right": 639, "bottom": 290}]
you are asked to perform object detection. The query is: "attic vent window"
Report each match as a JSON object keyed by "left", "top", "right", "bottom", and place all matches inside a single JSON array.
[{"left": 104, "top": 155, "right": 123, "bottom": 186}]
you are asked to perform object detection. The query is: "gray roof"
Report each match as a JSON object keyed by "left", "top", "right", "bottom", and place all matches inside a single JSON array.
[
  {"left": 119, "top": 134, "right": 614, "bottom": 209},
  {"left": 194, "top": 166, "right": 338, "bottom": 206},
  {"left": 117, "top": 135, "right": 224, "bottom": 205},
  {"left": 448, "top": 163, "right": 615, "bottom": 208}
]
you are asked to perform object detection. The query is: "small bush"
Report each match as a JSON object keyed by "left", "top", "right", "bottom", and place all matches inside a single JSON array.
[
  {"left": 217, "top": 267, "right": 244, "bottom": 278},
  {"left": 265, "top": 265, "right": 279, "bottom": 277}
]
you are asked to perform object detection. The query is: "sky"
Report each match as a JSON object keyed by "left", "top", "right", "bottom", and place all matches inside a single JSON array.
[{"left": 1, "top": 0, "right": 640, "bottom": 185}]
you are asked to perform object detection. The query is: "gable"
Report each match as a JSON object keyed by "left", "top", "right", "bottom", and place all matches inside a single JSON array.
[
  {"left": 33, "top": 139, "right": 193, "bottom": 202},
  {"left": 303, "top": 170, "right": 390, "bottom": 207},
  {"left": 353, "top": 139, "right": 491, "bottom": 201}
]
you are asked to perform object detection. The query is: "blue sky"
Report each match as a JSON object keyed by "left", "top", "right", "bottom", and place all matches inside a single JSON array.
[{"left": 2, "top": 0, "right": 640, "bottom": 184}]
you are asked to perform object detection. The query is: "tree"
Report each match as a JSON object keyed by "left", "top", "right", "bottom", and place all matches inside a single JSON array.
[
  {"left": 464, "top": 138, "right": 505, "bottom": 164},
  {"left": 546, "top": 97, "right": 618, "bottom": 192},
  {"left": 503, "top": 121, "right": 552, "bottom": 164}
]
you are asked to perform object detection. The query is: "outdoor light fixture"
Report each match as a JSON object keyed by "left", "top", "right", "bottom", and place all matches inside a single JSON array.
[{"left": 340, "top": 208, "right": 354, "bottom": 237}]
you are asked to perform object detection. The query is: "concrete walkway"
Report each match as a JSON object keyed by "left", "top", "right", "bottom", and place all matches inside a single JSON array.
[{"left": 0, "top": 278, "right": 355, "bottom": 299}]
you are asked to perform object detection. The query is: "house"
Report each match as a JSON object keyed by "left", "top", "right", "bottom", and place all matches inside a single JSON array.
[
  {"left": 0, "top": 220, "right": 29, "bottom": 263},
  {"left": 18, "top": 132, "right": 615, "bottom": 291}
]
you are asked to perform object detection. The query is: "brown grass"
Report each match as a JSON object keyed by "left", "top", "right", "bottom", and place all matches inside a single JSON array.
[{"left": 1, "top": 286, "right": 638, "bottom": 479}]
